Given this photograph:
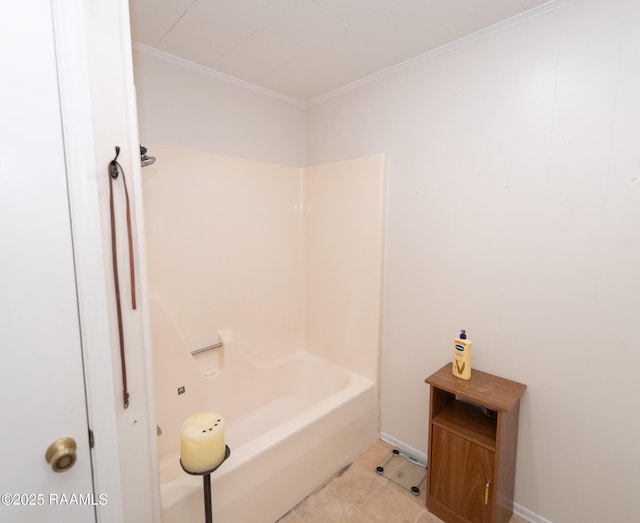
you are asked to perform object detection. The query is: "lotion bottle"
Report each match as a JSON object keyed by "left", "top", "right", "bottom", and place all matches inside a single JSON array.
[{"left": 452, "top": 329, "right": 472, "bottom": 380}]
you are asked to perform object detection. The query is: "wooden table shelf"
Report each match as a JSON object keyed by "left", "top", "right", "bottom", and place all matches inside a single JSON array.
[
  {"left": 425, "top": 364, "right": 526, "bottom": 523},
  {"left": 432, "top": 400, "right": 497, "bottom": 451}
]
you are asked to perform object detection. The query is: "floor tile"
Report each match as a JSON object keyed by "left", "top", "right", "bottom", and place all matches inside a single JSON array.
[
  {"left": 416, "top": 511, "right": 444, "bottom": 523},
  {"left": 329, "top": 463, "right": 385, "bottom": 506},
  {"left": 353, "top": 441, "right": 392, "bottom": 470},
  {"left": 360, "top": 485, "right": 424, "bottom": 523},
  {"left": 282, "top": 441, "right": 529, "bottom": 523},
  {"left": 387, "top": 475, "right": 427, "bottom": 509},
  {"left": 345, "top": 509, "right": 374, "bottom": 523},
  {"left": 293, "top": 486, "right": 358, "bottom": 523},
  {"left": 277, "top": 509, "right": 304, "bottom": 522}
]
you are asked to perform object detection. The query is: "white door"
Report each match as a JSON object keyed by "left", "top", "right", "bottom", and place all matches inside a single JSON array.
[{"left": 0, "top": 2, "right": 96, "bottom": 522}]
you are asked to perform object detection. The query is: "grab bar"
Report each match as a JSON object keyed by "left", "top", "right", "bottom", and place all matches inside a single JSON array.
[{"left": 191, "top": 341, "right": 223, "bottom": 356}]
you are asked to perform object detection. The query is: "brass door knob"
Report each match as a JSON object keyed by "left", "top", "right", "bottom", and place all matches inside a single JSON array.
[{"left": 45, "top": 437, "right": 77, "bottom": 473}]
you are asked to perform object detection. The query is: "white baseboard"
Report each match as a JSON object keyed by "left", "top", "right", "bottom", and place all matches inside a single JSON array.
[
  {"left": 513, "top": 502, "right": 553, "bottom": 523},
  {"left": 379, "top": 432, "right": 427, "bottom": 465},
  {"left": 379, "top": 433, "right": 553, "bottom": 523}
]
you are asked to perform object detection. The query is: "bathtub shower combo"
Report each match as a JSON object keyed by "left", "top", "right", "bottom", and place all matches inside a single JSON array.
[
  {"left": 144, "top": 145, "right": 386, "bottom": 522},
  {"left": 156, "top": 326, "right": 377, "bottom": 523}
]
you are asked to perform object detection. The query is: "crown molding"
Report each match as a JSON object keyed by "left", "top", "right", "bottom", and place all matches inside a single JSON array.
[
  {"left": 307, "top": 0, "right": 577, "bottom": 105},
  {"left": 132, "top": 0, "right": 576, "bottom": 108},
  {"left": 131, "top": 41, "right": 307, "bottom": 107}
]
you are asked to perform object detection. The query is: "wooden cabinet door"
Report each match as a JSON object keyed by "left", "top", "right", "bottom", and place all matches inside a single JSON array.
[{"left": 430, "top": 426, "right": 494, "bottom": 523}]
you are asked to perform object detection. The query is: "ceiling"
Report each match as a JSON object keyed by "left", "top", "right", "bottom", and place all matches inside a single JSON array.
[{"left": 129, "top": 0, "right": 551, "bottom": 103}]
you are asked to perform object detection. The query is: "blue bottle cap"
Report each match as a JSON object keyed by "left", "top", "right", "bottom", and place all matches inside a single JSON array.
[{"left": 459, "top": 330, "right": 466, "bottom": 339}]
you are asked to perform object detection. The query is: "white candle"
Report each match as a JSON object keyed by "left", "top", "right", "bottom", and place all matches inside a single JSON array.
[{"left": 180, "top": 412, "right": 225, "bottom": 473}]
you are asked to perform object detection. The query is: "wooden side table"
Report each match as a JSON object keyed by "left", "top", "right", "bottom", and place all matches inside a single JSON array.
[{"left": 425, "top": 363, "right": 526, "bottom": 523}]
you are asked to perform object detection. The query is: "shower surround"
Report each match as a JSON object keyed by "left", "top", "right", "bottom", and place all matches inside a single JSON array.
[{"left": 142, "top": 144, "right": 385, "bottom": 522}]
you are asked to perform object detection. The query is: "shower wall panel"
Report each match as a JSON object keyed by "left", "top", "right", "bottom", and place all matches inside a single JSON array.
[
  {"left": 304, "top": 155, "right": 386, "bottom": 381},
  {"left": 142, "top": 143, "right": 305, "bottom": 361}
]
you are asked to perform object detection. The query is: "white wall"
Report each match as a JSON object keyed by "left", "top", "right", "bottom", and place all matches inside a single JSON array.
[
  {"left": 133, "top": 48, "right": 306, "bottom": 166},
  {"left": 307, "top": 1, "right": 640, "bottom": 522}
]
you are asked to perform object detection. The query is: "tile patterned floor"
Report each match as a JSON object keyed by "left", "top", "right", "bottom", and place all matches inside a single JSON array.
[{"left": 277, "top": 440, "right": 529, "bottom": 523}]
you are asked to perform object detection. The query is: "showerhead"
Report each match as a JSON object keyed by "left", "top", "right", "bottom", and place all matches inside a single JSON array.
[{"left": 140, "top": 145, "right": 156, "bottom": 167}]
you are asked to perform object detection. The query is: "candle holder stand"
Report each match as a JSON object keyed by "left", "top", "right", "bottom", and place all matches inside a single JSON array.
[{"left": 180, "top": 445, "right": 231, "bottom": 523}]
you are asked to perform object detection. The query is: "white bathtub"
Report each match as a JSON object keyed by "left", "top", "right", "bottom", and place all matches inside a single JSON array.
[{"left": 156, "top": 344, "right": 378, "bottom": 523}]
